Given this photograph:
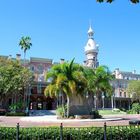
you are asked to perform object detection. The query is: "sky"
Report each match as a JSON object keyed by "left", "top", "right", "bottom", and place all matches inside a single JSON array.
[{"left": 0, "top": 0, "right": 140, "bottom": 72}]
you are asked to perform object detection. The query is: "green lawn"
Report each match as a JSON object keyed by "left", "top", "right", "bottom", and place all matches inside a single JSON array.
[{"left": 99, "top": 109, "right": 126, "bottom": 115}]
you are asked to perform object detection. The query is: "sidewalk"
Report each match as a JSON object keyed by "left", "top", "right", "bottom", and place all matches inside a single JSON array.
[{"left": 0, "top": 114, "right": 140, "bottom": 127}]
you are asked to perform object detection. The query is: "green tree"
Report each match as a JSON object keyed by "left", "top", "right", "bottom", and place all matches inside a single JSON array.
[
  {"left": 19, "top": 36, "right": 32, "bottom": 113},
  {"left": 19, "top": 36, "right": 32, "bottom": 65},
  {"left": 0, "top": 57, "right": 33, "bottom": 110},
  {"left": 131, "top": 103, "right": 140, "bottom": 114},
  {"left": 83, "top": 65, "right": 113, "bottom": 109},
  {"left": 127, "top": 80, "right": 140, "bottom": 102},
  {"left": 97, "top": 0, "right": 139, "bottom": 4},
  {"left": 45, "top": 59, "right": 87, "bottom": 117}
]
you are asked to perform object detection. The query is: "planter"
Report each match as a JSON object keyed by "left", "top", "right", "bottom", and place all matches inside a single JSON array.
[{"left": 75, "top": 115, "right": 94, "bottom": 119}]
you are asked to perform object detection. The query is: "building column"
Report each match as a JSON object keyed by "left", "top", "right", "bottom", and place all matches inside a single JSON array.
[{"left": 43, "top": 102, "right": 46, "bottom": 110}]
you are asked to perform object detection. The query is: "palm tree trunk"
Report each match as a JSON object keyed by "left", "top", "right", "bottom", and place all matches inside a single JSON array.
[
  {"left": 23, "top": 51, "right": 27, "bottom": 113},
  {"left": 66, "top": 96, "right": 70, "bottom": 118},
  {"left": 24, "top": 51, "right": 26, "bottom": 67},
  {"left": 61, "top": 92, "right": 66, "bottom": 117},
  {"left": 96, "top": 92, "right": 102, "bottom": 109}
]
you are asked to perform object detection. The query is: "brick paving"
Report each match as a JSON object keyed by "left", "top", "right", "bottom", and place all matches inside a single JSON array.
[{"left": 0, "top": 114, "right": 140, "bottom": 127}]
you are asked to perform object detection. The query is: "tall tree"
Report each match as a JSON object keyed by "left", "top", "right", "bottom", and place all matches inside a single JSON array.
[
  {"left": 19, "top": 36, "right": 32, "bottom": 65},
  {"left": 0, "top": 57, "right": 33, "bottom": 110},
  {"left": 19, "top": 36, "right": 32, "bottom": 113},
  {"left": 45, "top": 59, "right": 87, "bottom": 117},
  {"left": 83, "top": 65, "right": 114, "bottom": 109},
  {"left": 127, "top": 80, "right": 140, "bottom": 102},
  {"left": 97, "top": 0, "right": 139, "bottom": 4}
]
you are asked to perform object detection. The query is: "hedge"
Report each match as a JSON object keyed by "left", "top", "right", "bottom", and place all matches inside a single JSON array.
[
  {"left": 5, "top": 112, "right": 26, "bottom": 116},
  {"left": 0, "top": 125, "right": 140, "bottom": 139}
]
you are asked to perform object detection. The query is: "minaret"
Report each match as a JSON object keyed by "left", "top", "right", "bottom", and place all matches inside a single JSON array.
[{"left": 84, "top": 25, "right": 99, "bottom": 68}]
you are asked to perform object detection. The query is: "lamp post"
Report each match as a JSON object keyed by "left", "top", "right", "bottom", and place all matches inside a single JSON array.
[
  {"left": 25, "top": 86, "right": 31, "bottom": 116},
  {"left": 111, "top": 94, "right": 114, "bottom": 110},
  {"left": 102, "top": 93, "right": 105, "bottom": 109},
  {"left": 94, "top": 95, "right": 96, "bottom": 109},
  {"left": 111, "top": 82, "right": 115, "bottom": 110},
  {"left": 86, "top": 92, "right": 89, "bottom": 98}
]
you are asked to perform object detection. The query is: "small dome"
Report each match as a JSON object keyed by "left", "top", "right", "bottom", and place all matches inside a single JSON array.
[{"left": 85, "top": 38, "right": 98, "bottom": 52}]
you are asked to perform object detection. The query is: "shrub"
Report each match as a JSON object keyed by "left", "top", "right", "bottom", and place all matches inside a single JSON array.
[
  {"left": 9, "top": 102, "right": 23, "bottom": 113},
  {"left": 6, "top": 112, "right": 26, "bottom": 116},
  {"left": 119, "top": 108, "right": 126, "bottom": 112},
  {"left": 90, "top": 109, "right": 102, "bottom": 118},
  {"left": 112, "top": 108, "right": 120, "bottom": 112},
  {"left": 127, "top": 103, "right": 140, "bottom": 114},
  {"left": 131, "top": 103, "right": 140, "bottom": 114},
  {"left": 0, "top": 126, "right": 140, "bottom": 139},
  {"left": 0, "top": 109, "right": 6, "bottom": 115},
  {"left": 56, "top": 106, "right": 66, "bottom": 118}
]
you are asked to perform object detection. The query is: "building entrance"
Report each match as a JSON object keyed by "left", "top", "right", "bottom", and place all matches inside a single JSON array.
[
  {"left": 46, "top": 97, "right": 56, "bottom": 110},
  {"left": 37, "top": 102, "right": 43, "bottom": 110}
]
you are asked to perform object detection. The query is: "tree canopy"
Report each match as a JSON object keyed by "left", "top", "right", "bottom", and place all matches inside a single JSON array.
[
  {"left": 97, "top": 0, "right": 139, "bottom": 4},
  {"left": 45, "top": 59, "right": 113, "bottom": 116},
  {"left": 127, "top": 80, "right": 140, "bottom": 102},
  {"left": 19, "top": 36, "right": 32, "bottom": 66},
  {"left": 45, "top": 59, "right": 87, "bottom": 117},
  {"left": 19, "top": 36, "right": 32, "bottom": 54},
  {"left": 83, "top": 65, "right": 113, "bottom": 96},
  {"left": 0, "top": 57, "right": 33, "bottom": 100}
]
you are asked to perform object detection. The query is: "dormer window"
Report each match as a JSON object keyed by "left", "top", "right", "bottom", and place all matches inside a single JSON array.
[
  {"left": 31, "top": 66, "right": 35, "bottom": 71},
  {"left": 38, "top": 65, "right": 43, "bottom": 74}
]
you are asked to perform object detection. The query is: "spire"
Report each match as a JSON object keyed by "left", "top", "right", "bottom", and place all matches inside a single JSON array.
[
  {"left": 84, "top": 23, "right": 99, "bottom": 68},
  {"left": 88, "top": 21, "right": 94, "bottom": 38}
]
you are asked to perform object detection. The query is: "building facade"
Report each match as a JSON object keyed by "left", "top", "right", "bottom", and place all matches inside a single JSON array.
[
  {"left": 84, "top": 25, "right": 140, "bottom": 109},
  {"left": 111, "top": 68, "right": 140, "bottom": 109},
  {"left": 1, "top": 25, "right": 140, "bottom": 112}
]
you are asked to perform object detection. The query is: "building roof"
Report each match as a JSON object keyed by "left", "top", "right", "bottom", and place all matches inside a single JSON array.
[
  {"left": 85, "top": 26, "right": 98, "bottom": 53},
  {"left": 120, "top": 71, "right": 140, "bottom": 77},
  {"left": 30, "top": 57, "right": 53, "bottom": 63}
]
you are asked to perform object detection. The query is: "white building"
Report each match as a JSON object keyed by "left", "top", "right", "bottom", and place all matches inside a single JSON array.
[{"left": 84, "top": 25, "right": 140, "bottom": 109}]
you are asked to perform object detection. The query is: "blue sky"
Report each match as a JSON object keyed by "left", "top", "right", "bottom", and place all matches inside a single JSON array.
[{"left": 0, "top": 0, "right": 140, "bottom": 72}]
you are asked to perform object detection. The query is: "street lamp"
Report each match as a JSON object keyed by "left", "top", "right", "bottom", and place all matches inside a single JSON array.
[
  {"left": 94, "top": 95, "right": 96, "bottom": 109},
  {"left": 110, "top": 82, "right": 116, "bottom": 110},
  {"left": 102, "top": 93, "right": 105, "bottom": 109},
  {"left": 86, "top": 92, "right": 89, "bottom": 98},
  {"left": 111, "top": 94, "right": 114, "bottom": 110},
  {"left": 25, "top": 86, "right": 31, "bottom": 115}
]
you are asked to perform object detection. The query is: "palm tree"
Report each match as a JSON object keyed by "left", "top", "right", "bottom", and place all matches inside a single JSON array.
[
  {"left": 19, "top": 36, "right": 32, "bottom": 114},
  {"left": 19, "top": 36, "right": 32, "bottom": 66},
  {"left": 97, "top": 0, "right": 139, "bottom": 4},
  {"left": 83, "top": 65, "right": 114, "bottom": 109},
  {"left": 45, "top": 59, "right": 87, "bottom": 117}
]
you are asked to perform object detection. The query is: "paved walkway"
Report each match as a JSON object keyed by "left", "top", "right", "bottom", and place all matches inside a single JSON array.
[{"left": 0, "top": 114, "right": 140, "bottom": 127}]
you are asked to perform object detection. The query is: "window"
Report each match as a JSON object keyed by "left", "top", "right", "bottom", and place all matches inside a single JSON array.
[
  {"left": 47, "top": 66, "right": 51, "bottom": 72},
  {"left": 31, "top": 66, "right": 35, "bottom": 71},
  {"left": 41, "top": 87, "right": 46, "bottom": 94},
  {"left": 120, "top": 92, "right": 122, "bottom": 97},
  {"left": 31, "top": 87, "right": 37, "bottom": 94},
  {"left": 37, "top": 84, "right": 42, "bottom": 94},
  {"left": 38, "top": 65, "right": 43, "bottom": 74},
  {"left": 38, "top": 74, "right": 44, "bottom": 82},
  {"left": 8, "top": 98, "right": 12, "bottom": 106},
  {"left": 124, "top": 92, "right": 126, "bottom": 97}
]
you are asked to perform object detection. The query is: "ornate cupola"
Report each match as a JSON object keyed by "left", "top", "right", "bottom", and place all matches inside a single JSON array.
[{"left": 84, "top": 25, "right": 99, "bottom": 68}]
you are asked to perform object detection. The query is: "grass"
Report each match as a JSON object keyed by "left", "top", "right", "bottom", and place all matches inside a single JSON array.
[{"left": 99, "top": 109, "right": 126, "bottom": 115}]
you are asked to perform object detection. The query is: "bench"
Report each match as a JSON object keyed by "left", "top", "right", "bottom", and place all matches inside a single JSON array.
[{"left": 129, "top": 119, "right": 140, "bottom": 125}]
